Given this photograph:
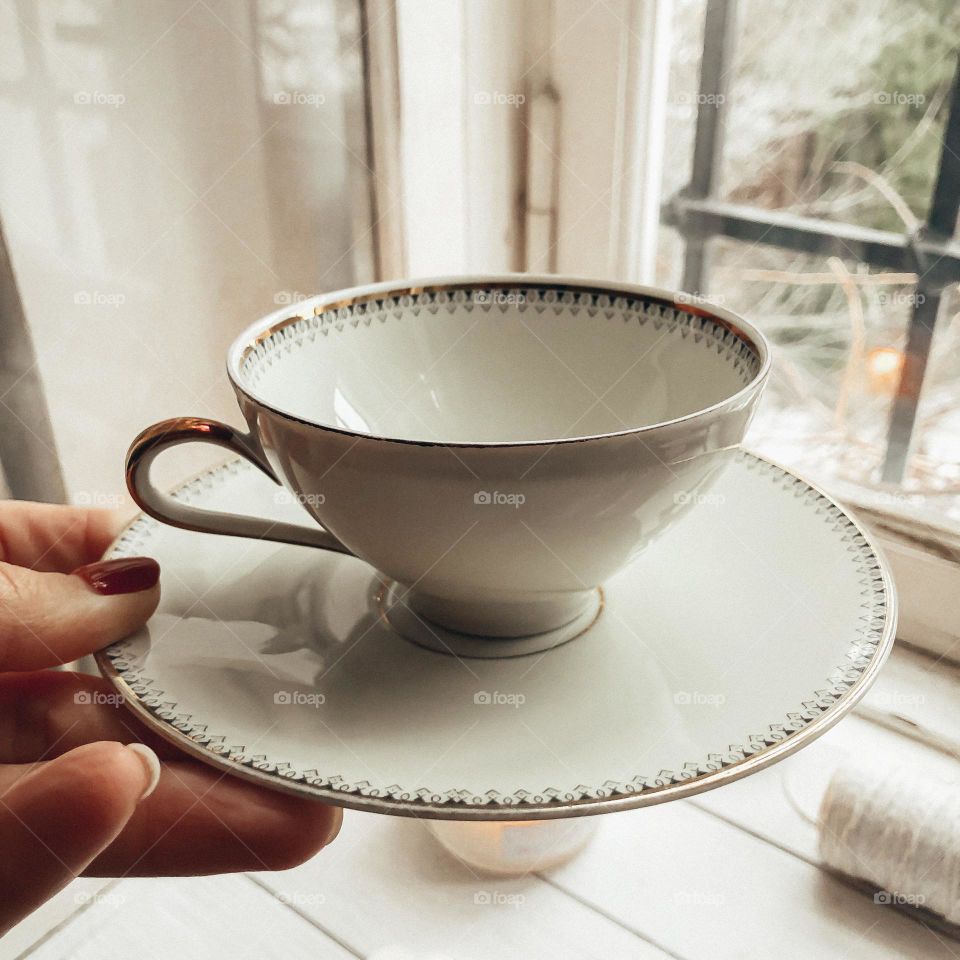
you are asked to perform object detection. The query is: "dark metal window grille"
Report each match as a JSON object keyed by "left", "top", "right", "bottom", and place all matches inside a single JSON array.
[{"left": 662, "top": 0, "right": 960, "bottom": 484}]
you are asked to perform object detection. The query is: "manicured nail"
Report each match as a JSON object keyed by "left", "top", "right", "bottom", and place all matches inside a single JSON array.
[
  {"left": 125, "top": 743, "right": 162, "bottom": 800},
  {"left": 72, "top": 557, "right": 160, "bottom": 595}
]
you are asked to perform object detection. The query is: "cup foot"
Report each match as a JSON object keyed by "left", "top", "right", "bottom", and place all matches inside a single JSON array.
[
  {"left": 409, "top": 588, "right": 598, "bottom": 637},
  {"left": 376, "top": 583, "right": 604, "bottom": 659}
]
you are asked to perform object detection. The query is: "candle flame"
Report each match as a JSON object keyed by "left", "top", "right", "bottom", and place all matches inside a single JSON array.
[{"left": 867, "top": 347, "right": 903, "bottom": 377}]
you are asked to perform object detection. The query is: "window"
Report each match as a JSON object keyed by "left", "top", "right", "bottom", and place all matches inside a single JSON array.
[{"left": 659, "top": 0, "right": 960, "bottom": 508}]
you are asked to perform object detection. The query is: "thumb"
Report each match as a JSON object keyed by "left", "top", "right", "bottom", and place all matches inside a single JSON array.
[
  {"left": 0, "top": 557, "right": 160, "bottom": 671},
  {"left": 0, "top": 741, "right": 161, "bottom": 936}
]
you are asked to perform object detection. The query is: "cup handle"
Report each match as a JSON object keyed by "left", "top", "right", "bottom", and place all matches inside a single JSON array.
[{"left": 125, "top": 417, "right": 352, "bottom": 553}]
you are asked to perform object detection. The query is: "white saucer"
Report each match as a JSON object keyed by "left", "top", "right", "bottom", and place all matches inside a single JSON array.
[{"left": 97, "top": 452, "right": 896, "bottom": 820}]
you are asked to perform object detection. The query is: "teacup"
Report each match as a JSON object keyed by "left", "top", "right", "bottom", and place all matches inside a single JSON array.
[{"left": 127, "top": 276, "right": 770, "bottom": 639}]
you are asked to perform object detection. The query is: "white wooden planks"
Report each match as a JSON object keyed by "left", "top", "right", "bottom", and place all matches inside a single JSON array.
[
  {"left": 251, "top": 812, "right": 667, "bottom": 960},
  {"left": 19, "top": 874, "right": 353, "bottom": 960}
]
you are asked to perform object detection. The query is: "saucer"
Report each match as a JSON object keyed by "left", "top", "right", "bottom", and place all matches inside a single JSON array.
[{"left": 97, "top": 452, "right": 896, "bottom": 820}]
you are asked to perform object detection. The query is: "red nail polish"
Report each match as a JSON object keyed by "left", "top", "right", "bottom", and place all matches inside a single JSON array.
[{"left": 72, "top": 557, "right": 160, "bottom": 596}]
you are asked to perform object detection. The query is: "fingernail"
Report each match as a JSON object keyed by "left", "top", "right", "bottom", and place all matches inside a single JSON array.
[
  {"left": 72, "top": 557, "right": 160, "bottom": 596},
  {"left": 125, "top": 743, "right": 161, "bottom": 800},
  {"left": 324, "top": 806, "right": 344, "bottom": 847}
]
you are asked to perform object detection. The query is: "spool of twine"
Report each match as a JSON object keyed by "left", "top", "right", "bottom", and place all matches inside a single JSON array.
[{"left": 818, "top": 761, "right": 960, "bottom": 922}]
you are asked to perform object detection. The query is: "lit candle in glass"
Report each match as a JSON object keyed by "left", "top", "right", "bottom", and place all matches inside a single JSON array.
[
  {"left": 866, "top": 346, "right": 904, "bottom": 394},
  {"left": 428, "top": 818, "right": 598, "bottom": 875}
]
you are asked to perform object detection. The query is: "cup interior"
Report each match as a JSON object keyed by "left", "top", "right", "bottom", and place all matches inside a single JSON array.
[{"left": 234, "top": 282, "right": 764, "bottom": 444}]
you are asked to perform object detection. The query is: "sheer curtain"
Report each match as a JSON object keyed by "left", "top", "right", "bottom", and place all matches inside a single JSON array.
[{"left": 0, "top": 0, "right": 372, "bottom": 504}]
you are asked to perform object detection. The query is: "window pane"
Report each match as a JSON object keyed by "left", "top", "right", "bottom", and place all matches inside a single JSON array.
[
  {"left": 913, "top": 284, "right": 960, "bottom": 507},
  {"left": 707, "top": 240, "right": 908, "bottom": 473},
  {"left": 719, "top": 0, "right": 959, "bottom": 234},
  {"left": 659, "top": 0, "right": 960, "bottom": 514}
]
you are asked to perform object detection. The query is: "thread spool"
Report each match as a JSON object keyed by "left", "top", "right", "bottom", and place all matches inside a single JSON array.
[{"left": 818, "top": 761, "right": 960, "bottom": 922}]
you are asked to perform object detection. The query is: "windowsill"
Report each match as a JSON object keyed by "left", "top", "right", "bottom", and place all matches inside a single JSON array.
[{"left": 858, "top": 641, "right": 960, "bottom": 759}]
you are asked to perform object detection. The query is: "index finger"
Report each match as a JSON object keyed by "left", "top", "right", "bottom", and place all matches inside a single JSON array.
[{"left": 0, "top": 502, "right": 124, "bottom": 573}]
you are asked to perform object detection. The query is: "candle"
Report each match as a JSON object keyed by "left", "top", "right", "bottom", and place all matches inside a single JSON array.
[
  {"left": 428, "top": 818, "right": 598, "bottom": 875},
  {"left": 866, "top": 346, "right": 904, "bottom": 394}
]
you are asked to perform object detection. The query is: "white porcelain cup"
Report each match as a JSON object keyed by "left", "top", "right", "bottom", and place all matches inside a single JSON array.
[{"left": 127, "top": 276, "right": 770, "bottom": 639}]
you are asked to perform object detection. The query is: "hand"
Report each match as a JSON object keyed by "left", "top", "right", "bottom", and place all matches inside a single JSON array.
[{"left": 0, "top": 502, "right": 341, "bottom": 936}]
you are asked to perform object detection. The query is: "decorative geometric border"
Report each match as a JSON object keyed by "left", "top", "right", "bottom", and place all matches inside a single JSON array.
[
  {"left": 239, "top": 285, "right": 763, "bottom": 397},
  {"left": 100, "top": 451, "right": 891, "bottom": 812}
]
